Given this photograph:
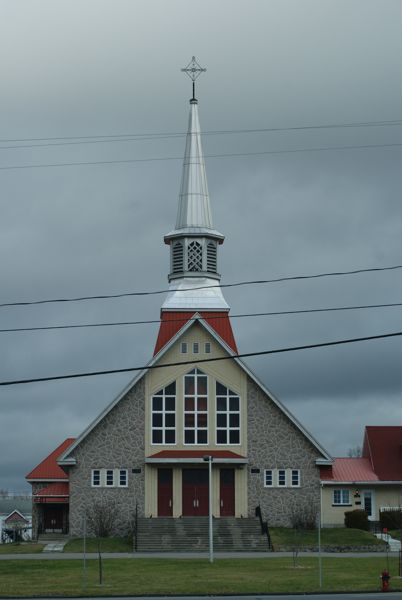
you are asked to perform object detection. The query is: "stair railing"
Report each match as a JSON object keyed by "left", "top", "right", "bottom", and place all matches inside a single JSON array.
[
  {"left": 133, "top": 502, "right": 138, "bottom": 552},
  {"left": 255, "top": 504, "right": 273, "bottom": 550}
]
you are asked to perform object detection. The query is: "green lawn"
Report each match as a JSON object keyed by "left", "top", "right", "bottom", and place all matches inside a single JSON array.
[
  {"left": 0, "top": 557, "right": 400, "bottom": 596},
  {"left": 0, "top": 543, "right": 44, "bottom": 554},
  {"left": 388, "top": 529, "right": 402, "bottom": 540},
  {"left": 64, "top": 537, "right": 133, "bottom": 553},
  {"left": 270, "top": 527, "right": 386, "bottom": 549}
]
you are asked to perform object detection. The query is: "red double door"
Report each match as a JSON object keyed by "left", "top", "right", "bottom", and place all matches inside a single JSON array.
[{"left": 157, "top": 468, "right": 235, "bottom": 517}]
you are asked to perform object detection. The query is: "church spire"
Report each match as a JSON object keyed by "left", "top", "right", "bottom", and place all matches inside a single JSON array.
[{"left": 161, "top": 58, "right": 228, "bottom": 312}]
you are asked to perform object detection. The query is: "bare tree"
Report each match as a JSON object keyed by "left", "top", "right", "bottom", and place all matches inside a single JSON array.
[
  {"left": 347, "top": 446, "right": 362, "bottom": 457},
  {"left": 85, "top": 497, "right": 118, "bottom": 586}
]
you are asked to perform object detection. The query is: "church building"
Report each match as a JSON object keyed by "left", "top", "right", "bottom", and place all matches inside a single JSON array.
[{"left": 27, "top": 60, "right": 332, "bottom": 544}]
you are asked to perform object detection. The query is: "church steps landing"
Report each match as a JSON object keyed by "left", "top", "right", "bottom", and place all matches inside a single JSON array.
[{"left": 136, "top": 517, "right": 270, "bottom": 552}]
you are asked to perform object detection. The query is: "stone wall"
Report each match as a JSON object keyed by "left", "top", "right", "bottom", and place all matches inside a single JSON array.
[
  {"left": 247, "top": 376, "right": 322, "bottom": 526},
  {"left": 68, "top": 377, "right": 145, "bottom": 537}
]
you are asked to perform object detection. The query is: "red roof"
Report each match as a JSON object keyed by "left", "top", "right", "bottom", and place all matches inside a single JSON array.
[
  {"left": 33, "top": 482, "right": 69, "bottom": 504},
  {"left": 148, "top": 450, "right": 245, "bottom": 460},
  {"left": 363, "top": 426, "right": 402, "bottom": 480},
  {"left": 5, "top": 511, "right": 28, "bottom": 524},
  {"left": 154, "top": 311, "right": 238, "bottom": 355},
  {"left": 26, "top": 439, "right": 75, "bottom": 481},
  {"left": 34, "top": 482, "right": 69, "bottom": 497},
  {"left": 320, "top": 458, "right": 378, "bottom": 482}
]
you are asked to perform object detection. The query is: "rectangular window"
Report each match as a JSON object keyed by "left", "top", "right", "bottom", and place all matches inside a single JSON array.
[
  {"left": 264, "top": 469, "right": 273, "bottom": 487},
  {"left": 204, "top": 342, "right": 211, "bottom": 354},
  {"left": 92, "top": 469, "right": 101, "bottom": 487},
  {"left": 278, "top": 469, "right": 286, "bottom": 487},
  {"left": 216, "top": 382, "right": 240, "bottom": 445},
  {"left": 184, "top": 369, "right": 208, "bottom": 444},
  {"left": 180, "top": 342, "right": 187, "bottom": 354},
  {"left": 333, "top": 489, "right": 350, "bottom": 505},
  {"left": 291, "top": 469, "right": 300, "bottom": 487},
  {"left": 151, "top": 382, "right": 176, "bottom": 444},
  {"left": 106, "top": 469, "right": 114, "bottom": 487},
  {"left": 193, "top": 342, "right": 199, "bottom": 354},
  {"left": 119, "top": 469, "right": 128, "bottom": 487}
]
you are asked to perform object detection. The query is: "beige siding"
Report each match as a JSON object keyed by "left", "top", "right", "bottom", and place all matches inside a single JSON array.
[
  {"left": 322, "top": 485, "right": 402, "bottom": 526},
  {"left": 144, "top": 322, "right": 248, "bottom": 516}
]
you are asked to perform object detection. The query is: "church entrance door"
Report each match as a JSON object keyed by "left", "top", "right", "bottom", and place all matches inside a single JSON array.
[
  {"left": 158, "top": 469, "right": 173, "bottom": 516},
  {"left": 44, "top": 506, "right": 64, "bottom": 533},
  {"left": 182, "top": 469, "right": 209, "bottom": 516},
  {"left": 220, "top": 468, "right": 235, "bottom": 516}
]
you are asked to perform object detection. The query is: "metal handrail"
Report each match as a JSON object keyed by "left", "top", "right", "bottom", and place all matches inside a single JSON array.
[{"left": 255, "top": 504, "right": 273, "bottom": 550}]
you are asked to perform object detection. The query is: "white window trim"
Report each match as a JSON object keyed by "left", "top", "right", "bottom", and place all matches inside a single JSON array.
[
  {"left": 277, "top": 469, "right": 287, "bottom": 487},
  {"left": 91, "top": 469, "right": 101, "bottom": 487},
  {"left": 215, "top": 384, "right": 241, "bottom": 446},
  {"left": 105, "top": 469, "right": 114, "bottom": 487},
  {"left": 183, "top": 369, "right": 209, "bottom": 446},
  {"left": 180, "top": 342, "right": 188, "bottom": 354},
  {"left": 333, "top": 488, "right": 351, "bottom": 506},
  {"left": 151, "top": 384, "right": 176, "bottom": 446},
  {"left": 118, "top": 469, "right": 128, "bottom": 488},
  {"left": 204, "top": 342, "right": 211, "bottom": 354},
  {"left": 264, "top": 469, "right": 273, "bottom": 487},
  {"left": 290, "top": 469, "right": 301, "bottom": 487}
]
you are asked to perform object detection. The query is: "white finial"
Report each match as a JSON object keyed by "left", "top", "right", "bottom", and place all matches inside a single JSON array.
[{"left": 181, "top": 56, "right": 206, "bottom": 101}]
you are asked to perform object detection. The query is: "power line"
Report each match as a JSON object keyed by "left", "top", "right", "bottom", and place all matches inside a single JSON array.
[
  {"left": 0, "top": 331, "right": 400, "bottom": 386},
  {"left": 1, "top": 141, "right": 402, "bottom": 172},
  {"left": 1, "top": 118, "right": 402, "bottom": 146},
  {"left": 1, "top": 302, "right": 401, "bottom": 333},
  {"left": 1, "top": 264, "right": 400, "bottom": 309}
]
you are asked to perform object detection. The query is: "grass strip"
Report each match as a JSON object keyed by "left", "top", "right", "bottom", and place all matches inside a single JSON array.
[
  {"left": 270, "top": 527, "right": 386, "bottom": 549},
  {"left": 0, "top": 544, "right": 44, "bottom": 554},
  {"left": 0, "top": 556, "right": 400, "bottom": 596}
]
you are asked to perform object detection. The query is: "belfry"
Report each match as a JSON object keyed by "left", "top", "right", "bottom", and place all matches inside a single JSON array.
[{"left": 155, "top": 57, "right": 237, "bottom": 355}]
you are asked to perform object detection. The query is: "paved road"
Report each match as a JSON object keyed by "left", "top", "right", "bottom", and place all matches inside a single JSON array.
[{"left": 3, "top": 595, "right": 402, "bottom": 600}]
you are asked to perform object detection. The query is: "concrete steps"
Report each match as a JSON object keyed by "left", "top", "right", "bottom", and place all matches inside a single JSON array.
[{"left": 136, "top": 517, "right": 270, "bottom": 552}]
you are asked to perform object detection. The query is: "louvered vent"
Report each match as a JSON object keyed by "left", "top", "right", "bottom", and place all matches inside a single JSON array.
[
  {"left": 187, "top": 241, "right": 203, "bottom": 272},
  {"left": 172, "top": 242, "right": 184, "bottom": 273},
  {"left": 206, "top": 242, "right": 217, "bottom": 273}
]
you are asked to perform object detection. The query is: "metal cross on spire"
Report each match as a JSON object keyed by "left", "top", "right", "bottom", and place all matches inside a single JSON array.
[{"left": 181, "top": 56, "right": 206, "bottom": 101}]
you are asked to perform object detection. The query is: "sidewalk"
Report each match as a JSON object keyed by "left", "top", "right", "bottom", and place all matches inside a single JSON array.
[{"left": 0, "top": 550, "right": 399, "bottom": 560}]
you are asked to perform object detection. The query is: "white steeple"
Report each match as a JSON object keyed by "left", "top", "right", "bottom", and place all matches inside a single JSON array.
[{"left": 162, "top": 59, "right": 228, "bottom": 312}]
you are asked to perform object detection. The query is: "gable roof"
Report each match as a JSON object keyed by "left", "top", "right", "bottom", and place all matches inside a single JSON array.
[
  {"left": 363, "top": 426, "right": 402, "bottom": 480},
  {"left": 59, "top": 315, "right": 332, "bottom": 465},
  {"left": 154, "top": 310, "right": 238, "bottom": 355},
  {"left": 320, "top": 457, "right": 379, "bottom": 482},
  {"left": 4, "top": 509, "right": 29, "bottom": 524},
  {"left": 26, "top": 438, "right": 75, "bottom": 481}
]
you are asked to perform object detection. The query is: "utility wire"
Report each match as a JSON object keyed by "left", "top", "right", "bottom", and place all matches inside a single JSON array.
[
  {"left": 0, "top": 331, "right": 401, "bottom": 386},
  {"left": 1, "top": 302, "right": 401, "bottom": 334},
  {"left": 1, "top": 141, "right": 402, "bottom": 172},
  {"left": 1, "top": 264, "right": 401, "bottom": 309},
  {"left": 0, "top": 119, "right": 402, "bottom": 148}
]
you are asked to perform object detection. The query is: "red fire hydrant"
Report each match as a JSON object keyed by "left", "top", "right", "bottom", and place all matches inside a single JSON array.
[{"left": 381, "top": 569, "right": 390, "bottom": 592}]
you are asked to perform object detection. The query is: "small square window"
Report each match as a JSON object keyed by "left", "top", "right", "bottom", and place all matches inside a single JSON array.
[
  {"left": 92, "top": 469, "right": 101, "bottom": 487},
  {"left": 278, "top": 469, "right": 286, "bottom": 487},
  {"left": 180, "top": 342, "right": 188, "bottom": 354},
  {"left": 106, "top": 470, "right": 114, "bottom": 486},
  {"left": 193, "top": 342, "right": 199, "bottom": 354},
  {"left": 205, "top": 342, "right": 211, "bottom": 354},
  {"left": 264, "top": 470, "right": 273, "bottom": 487},
  {"left": 119, "top": 469, "right": 128, "bottom": 487}
]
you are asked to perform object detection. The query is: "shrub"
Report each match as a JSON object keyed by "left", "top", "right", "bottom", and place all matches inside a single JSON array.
[
  {"left": 380, "top": 510, "right": 402, "bottom": 530},
  {"left": 290, "top": 506, "right": 317, "bottom": 530},
  {"left": 344, "top": 509, "right": 369, "bottom": 530}
]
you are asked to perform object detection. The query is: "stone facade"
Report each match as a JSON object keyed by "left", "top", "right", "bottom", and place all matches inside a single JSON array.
[
  {"left": 68, "top": 378, "right": 145, "bottom": 537},
  {"left": 247, "top": 376, "right": 322, "bottom": 526}
]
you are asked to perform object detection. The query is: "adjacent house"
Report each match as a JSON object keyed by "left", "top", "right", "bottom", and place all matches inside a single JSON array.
[
  {"left": 27, "top": 84, "right": 333, "bottom": 540},
  {"left": 0, "top": 496, "right": 32, "bottom": 543},
  {"left": 321, "top": 426, "right": 402, "bottom": 526}
]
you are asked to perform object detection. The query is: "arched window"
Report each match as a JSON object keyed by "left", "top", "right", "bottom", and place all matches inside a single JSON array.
[
  {"left": 184, "top": 368, "right": 208, "bottom": 444},
  {"left": 216, "top": 382, "right": 240, "bottom": 445},
  {"left": 206, "top": 242, "right": 217, "bottom": 273},
  {"left": 187, "top": 241, "right": 203, "bottom": 272},
  {"left": 172, "top": 242, "right": 184, "bottom": 273},
  {"left": 151, "top": 382, "right": 176, "bottom": 444}
]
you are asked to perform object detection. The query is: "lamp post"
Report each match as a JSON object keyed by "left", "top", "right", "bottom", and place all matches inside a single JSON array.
[{"left": 203, "top": 455, "right": 214, "bottom": 563}]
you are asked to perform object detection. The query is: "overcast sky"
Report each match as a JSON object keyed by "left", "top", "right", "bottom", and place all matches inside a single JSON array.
[{"left": 1, "top": 0, "right": 402, "bottom": 492}]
